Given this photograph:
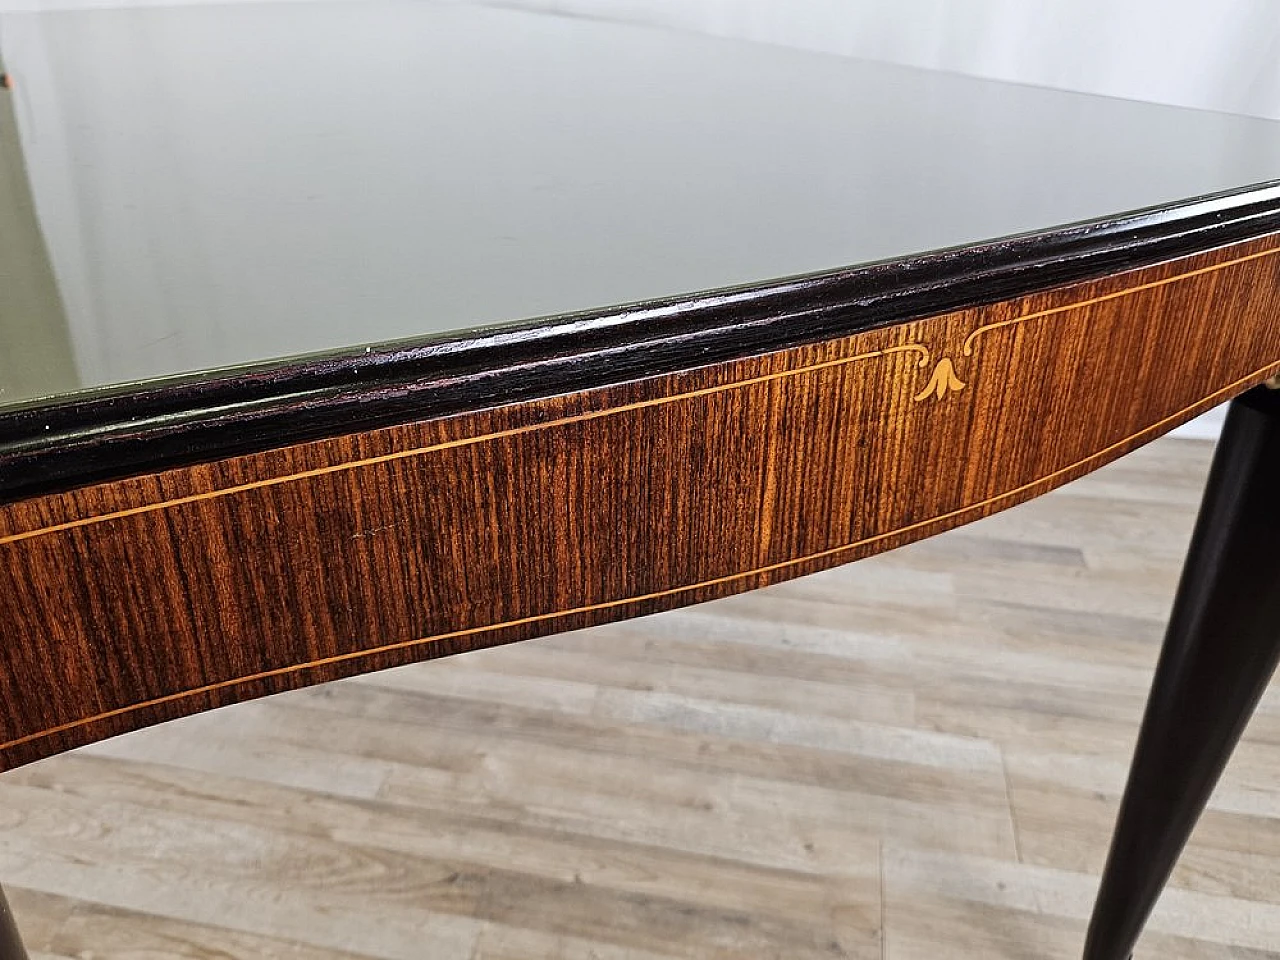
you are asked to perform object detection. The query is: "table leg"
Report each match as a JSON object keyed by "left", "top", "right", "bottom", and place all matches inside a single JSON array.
[
  {"left": 1084, "top": 385, "right": 1280, "bottom": 959},
  {"left": 0, "top": 885, "right": 29, "bottom": 960}
]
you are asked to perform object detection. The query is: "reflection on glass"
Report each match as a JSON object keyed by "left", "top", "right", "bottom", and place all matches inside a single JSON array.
[
  {"left": 0, "top": 69, "right": 77, "bottom": 406},
  {"left": 2, "top": 1, "right": 1280, "bottom": 410}
]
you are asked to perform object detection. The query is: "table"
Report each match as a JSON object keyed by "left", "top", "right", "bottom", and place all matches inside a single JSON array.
[{"left": 2, "top": 3, "right": 1280, "bottom": 957}]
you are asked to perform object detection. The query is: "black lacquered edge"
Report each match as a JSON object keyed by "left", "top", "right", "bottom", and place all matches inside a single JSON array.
[{"left": 4, "top": 180, "right": 1280, "bottom": 503}]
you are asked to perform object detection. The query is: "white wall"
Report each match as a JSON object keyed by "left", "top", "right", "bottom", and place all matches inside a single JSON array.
[
  {"left": 479, "top": 0, "right": 1280, "bottom": 121},
  {"left": 5, "top": 0, "right": 1277, "bottom": 122}
]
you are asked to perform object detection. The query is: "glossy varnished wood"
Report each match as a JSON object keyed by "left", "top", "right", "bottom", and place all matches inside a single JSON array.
[
  {"left": 7, "top": 435, "right": 1280, "bottom": 959},
  {"left": 2, "top": 236, "right": 1280, "bottom": 770}
]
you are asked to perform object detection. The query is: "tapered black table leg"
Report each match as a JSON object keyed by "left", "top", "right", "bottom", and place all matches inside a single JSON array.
[
  {"left": 0, "top": 885, "right": 29, "bottom": 960},
  {"left": 1084, "top": 384, "right": 1280, "bottom": 960}
]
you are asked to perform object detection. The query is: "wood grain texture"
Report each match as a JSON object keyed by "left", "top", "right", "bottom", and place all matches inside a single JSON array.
[
  {"left": 2, "top": 236, "right": 1280, "bottom": 769},
  {"left": 8, "top": 436, "right": 1280, "bottom": 960}
]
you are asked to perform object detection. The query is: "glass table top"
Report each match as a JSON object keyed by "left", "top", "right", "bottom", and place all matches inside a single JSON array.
[{"left": 2, "top": 0, "right": 1280, "bottom": 411}]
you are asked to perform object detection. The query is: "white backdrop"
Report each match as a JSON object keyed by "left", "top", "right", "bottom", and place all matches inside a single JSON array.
[
  {"left": 4, "top": 0, "right": 1277, "bottom": 122},
  {"left": 467, "top": 0, "right": 1280, "bottom": 120}
]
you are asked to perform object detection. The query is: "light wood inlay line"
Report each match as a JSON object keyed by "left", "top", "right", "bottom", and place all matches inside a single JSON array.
[
  {"left": 4, "top": 356, "right": 1277, "bottom": 756},
  {"left": 0, "top": 344, "right": 931, "bottom": 545},
  {"left": 957, "top": 244, "right": 1279, "bottom": 353},
  {"left": 3, "top": 242, "right": 1277, "bottom": 547}
]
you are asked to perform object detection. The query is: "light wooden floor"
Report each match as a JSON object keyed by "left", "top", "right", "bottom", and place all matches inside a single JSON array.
[{"left": 5, "top": 434, "right": 1280, "bottom": 959}]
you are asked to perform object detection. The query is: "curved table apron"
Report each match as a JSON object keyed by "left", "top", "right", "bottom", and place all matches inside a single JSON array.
[
  {"left": 4, "top": 191, "right": 1280, "bottom": 957},
  {"left": 1, "top": 221, "right": 1277, "bottom": 764}
]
